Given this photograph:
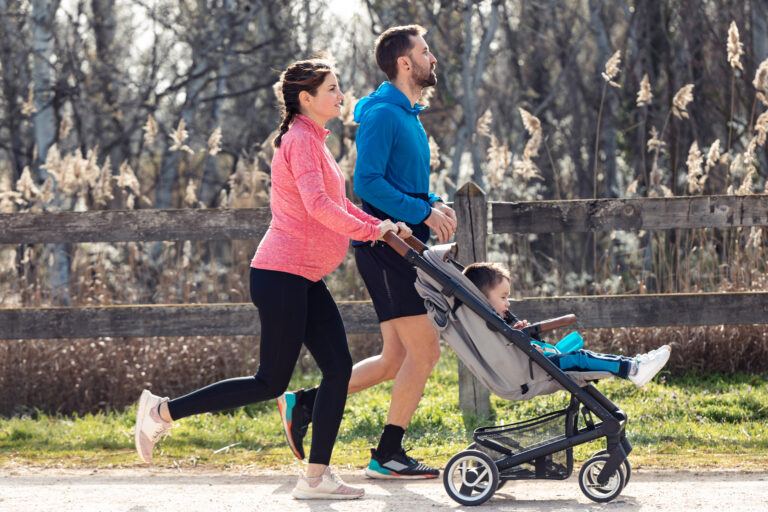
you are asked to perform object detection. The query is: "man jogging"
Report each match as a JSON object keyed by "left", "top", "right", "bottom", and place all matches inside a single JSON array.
[{"left": 278, "top": 25, "right": 456, "bottom": 479}]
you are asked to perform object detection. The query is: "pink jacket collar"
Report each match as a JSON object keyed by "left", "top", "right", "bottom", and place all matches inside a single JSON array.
[{"left": 294, "top": 114, "right": 330, "bottom": 140}]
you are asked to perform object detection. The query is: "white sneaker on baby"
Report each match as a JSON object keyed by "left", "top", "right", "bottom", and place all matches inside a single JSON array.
[{"left": 629, "top": 345, "right": 671, "bottom": 387}]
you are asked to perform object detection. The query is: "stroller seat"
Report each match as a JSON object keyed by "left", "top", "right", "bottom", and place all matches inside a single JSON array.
[
  {"left": 565, "top": 370, "right": 614, "bottom": 382},
  {"left": 414, "top": 244, "right": 614, "bottom": 400}
]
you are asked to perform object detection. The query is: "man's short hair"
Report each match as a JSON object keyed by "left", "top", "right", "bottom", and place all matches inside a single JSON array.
[{"left": 374, "top": 24, "right": 427, "bottom": 80}]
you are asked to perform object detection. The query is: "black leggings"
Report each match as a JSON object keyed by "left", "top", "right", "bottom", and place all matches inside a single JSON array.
[{"left": 167, "top": 268, "right": 353, "bottom": 465}]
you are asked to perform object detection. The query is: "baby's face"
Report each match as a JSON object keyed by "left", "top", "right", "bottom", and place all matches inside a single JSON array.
[{"left": 485, "top": 278, "right": 511, "bottom": 317}]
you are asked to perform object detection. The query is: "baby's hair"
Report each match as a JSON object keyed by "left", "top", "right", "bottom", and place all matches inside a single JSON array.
[{"left": 463, "top": 262, "right": 510, "bottom": 295}]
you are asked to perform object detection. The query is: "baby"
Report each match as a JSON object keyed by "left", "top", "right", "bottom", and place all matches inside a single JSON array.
[{"left": 463, "top": 262, "right": 671, "bottom": 387}]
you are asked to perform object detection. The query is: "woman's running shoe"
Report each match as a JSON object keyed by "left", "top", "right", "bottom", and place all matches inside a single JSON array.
[
  {"left": 134, "top": 389, "right": 172, "bottom": 464},
  {"left": 292, "top": 466, "right": 364, "bottom": 500}
]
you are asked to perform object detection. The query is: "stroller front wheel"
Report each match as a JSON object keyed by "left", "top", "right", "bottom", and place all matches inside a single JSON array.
[
  {"left": 578, "top": 454, "right": 626, "bottom": 503},
  {"left": 591, "top": 449, "right": 631, "bottom": 486},
  {"left": 443, "top": 449, "right": 499, "bottom": 506}
]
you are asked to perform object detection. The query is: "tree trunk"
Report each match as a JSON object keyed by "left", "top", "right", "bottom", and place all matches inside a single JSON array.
[
  {"left": 91, "top": 0, "right": 130, "bottom": 171},
  {"left": 32, "top": 0, "right": 70, "bottom": 307},
  {"left": 31, "top": 0, "right": 59, "bottom": 174},
  {"left": 0, "top": 0, "right": 27, "bottom": 180}
]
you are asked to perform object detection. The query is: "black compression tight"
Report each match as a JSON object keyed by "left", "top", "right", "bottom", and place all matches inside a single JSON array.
[{"left": 167, "top": 268, "right": 352, "bottom": 465}]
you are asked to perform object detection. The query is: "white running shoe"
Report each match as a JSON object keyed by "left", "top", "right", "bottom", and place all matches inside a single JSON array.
[
  {"left": 629, "top": 345, "right": 671, "bottom": 387},
  {"left": 292, "top": 467, "right": 365, "bottom": 500},
  {"left": 135, "top": 389, "right": 172, "bottom": 464}
]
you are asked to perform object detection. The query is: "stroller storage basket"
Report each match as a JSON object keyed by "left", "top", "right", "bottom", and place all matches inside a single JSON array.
[{"left": 473, "top": 408, "right": 574, "bottom": 480}]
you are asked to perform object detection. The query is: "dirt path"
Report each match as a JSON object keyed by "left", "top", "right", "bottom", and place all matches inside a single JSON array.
[{"left": 1, "top": 467, "right": 766, "bottom": 511}]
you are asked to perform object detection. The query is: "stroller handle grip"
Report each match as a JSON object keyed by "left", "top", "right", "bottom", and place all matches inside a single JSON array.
[{"left": 383, "top": 231, "right": 428, "bottom": 256}]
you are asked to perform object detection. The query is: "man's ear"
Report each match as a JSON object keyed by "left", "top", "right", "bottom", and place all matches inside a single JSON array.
[{"left": 397, "top": 54, "right": 411, "bottom": 73}]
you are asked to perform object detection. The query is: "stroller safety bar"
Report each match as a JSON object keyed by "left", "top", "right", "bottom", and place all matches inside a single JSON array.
[{"left": 524, "top": 314, "right": 577, "bottom": 338}]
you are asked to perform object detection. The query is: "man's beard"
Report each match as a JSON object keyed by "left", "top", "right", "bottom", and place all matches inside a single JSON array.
[{"left": 413, "top": 62, "right": 437, "bottom": 88}]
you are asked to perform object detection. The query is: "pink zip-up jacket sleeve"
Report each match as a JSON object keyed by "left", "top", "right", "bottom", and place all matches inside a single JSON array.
[
  {"left": 292, "top": 145, "right": 381, "bottom": 240},
  {"left": 251, "top": 115, "right": 380, "bottom": 282}
]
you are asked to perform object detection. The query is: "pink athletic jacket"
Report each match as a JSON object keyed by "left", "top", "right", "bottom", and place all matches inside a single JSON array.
[{"left": 251, "top": 114, "right": 381, "bottom": 281}]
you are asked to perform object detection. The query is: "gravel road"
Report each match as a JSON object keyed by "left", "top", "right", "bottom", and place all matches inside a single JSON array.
[{"left": 1, "top": 467, "right": 766, "bottom": 511}]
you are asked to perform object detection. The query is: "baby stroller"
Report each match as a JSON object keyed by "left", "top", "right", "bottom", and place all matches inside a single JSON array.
[{"left": 383, "top": 234, "right": 632, "bottom": 506}]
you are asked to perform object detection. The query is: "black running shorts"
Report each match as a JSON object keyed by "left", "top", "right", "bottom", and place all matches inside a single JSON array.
[{"left": 354, "top": 241, "right": 427, "bottom": 323}]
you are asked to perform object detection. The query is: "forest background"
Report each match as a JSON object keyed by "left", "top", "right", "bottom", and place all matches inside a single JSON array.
[{"left": 1, "top": 0, "right": 768, "bottom": 417}]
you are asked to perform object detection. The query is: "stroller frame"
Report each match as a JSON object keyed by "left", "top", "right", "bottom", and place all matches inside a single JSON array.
[{"left": 384, "top": 234, "right": 632, "bottom": 506}]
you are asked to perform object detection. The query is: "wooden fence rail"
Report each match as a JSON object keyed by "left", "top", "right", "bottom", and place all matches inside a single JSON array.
[
  {"left": 491, "top": 194, "right": 768, "bottom": 234},
  {"left": 3, "top": 291, "right": 765, "bottom": 339},
  {"left": 2, "top": 183, "right": 768, "bottom": 416}
]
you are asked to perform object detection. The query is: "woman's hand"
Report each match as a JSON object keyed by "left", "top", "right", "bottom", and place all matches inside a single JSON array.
[
  {"left": 395, "top": 222, "right": 413, "bottom": 238},
  {"left": 376, "top": 219, "right": 397, "bottom": 240}
]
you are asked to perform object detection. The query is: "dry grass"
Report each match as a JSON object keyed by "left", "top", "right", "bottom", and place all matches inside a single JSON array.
[{"left": 0, "top": 331, "right": 383, "bottom": 416}]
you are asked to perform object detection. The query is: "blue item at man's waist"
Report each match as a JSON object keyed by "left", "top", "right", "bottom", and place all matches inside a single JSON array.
[{"left": 352, "top": 192, "right": 431, "bottom": 247}]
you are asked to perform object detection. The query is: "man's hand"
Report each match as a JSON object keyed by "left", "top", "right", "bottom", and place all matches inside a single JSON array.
[
  {"left": 436, "top": 202, "right": 457, "bottom": 223},
  {"left": 425, "top": 205, "right": 457, "bottom": 243}
]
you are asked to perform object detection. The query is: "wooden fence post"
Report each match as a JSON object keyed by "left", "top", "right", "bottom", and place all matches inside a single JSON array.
[{"left": 454, "top": 182, "right": 491, "bottom": 420}]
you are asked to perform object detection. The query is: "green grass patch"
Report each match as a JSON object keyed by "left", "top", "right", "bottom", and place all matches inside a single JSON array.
[{"left": 1, "top": 353, "right": 766, "bottom": 470}]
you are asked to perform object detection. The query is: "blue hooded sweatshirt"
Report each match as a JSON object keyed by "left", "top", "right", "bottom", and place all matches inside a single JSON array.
[{"left": 352, "top": 82, "right": 442, "bottom": 242}]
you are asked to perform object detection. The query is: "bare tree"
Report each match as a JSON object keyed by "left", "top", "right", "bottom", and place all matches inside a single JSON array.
[{"left": 30, "top": 0, "right": 59, "bottom": 175}]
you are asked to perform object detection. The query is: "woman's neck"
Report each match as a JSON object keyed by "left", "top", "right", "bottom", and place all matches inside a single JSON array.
[{"left": 300, "top": 110, "right": 328, "bottom": 128}]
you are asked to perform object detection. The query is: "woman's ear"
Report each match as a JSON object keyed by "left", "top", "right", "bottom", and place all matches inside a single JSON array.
[{"left": 298, "top": 90, "right": 312, "bottom": 107}]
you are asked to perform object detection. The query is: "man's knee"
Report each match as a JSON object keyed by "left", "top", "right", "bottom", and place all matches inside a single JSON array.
[{"left": 405, "top": 342, "right": 441, "bottom": 372}]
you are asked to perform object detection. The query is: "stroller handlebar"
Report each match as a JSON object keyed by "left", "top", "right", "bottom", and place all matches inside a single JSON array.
[{"left": 383, "top": 231, "right": 428, "bottom": 256}]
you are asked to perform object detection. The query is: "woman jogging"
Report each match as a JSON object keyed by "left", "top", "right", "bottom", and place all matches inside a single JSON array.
[{"left": 134, "top": 58, "right": 405, "bottom": 500}]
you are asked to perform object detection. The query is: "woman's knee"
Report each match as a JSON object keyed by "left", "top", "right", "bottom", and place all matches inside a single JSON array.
[
  {"left": 254, "top": 373, "right": 291, "bottom": 399},
  {"left": 321, "top": 353, "right": 353, "bottom": 383}
]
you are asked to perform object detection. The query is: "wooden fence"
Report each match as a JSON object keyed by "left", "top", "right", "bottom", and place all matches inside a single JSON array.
[{"left": 2, "top": 182, "right": 767, "bottom": 415}]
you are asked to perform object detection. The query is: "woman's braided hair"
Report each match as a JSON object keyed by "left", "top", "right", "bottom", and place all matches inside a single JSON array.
[{"left": 273, "top": 59, "right": 333, "bottom": 148}]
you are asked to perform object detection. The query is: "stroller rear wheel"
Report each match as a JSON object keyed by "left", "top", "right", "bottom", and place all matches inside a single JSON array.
[
  {"left": 443, "top": 449, "right": 499, "bottom": 506},
  {"left": 578, "top": 454, "right": 625, "bottom": 503}
]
